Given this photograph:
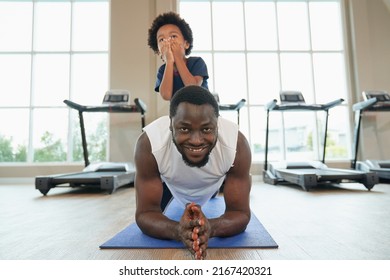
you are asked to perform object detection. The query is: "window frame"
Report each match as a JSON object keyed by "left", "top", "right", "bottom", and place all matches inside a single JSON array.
[
  {"left": 0, "top": 0, "right": 110, "bottom": 164},
  {"left": 179, "top": 0, "right": 353, "bottom": 163}
]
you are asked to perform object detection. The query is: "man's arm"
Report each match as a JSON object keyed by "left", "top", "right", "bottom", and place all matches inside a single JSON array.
[
  {"left": 134, "top": 132, "right": 197, "bottom": 248},
  {"left": 134, "top": 132, "right": 178, "bottom": 239},
  {"left": 188, "top": 131, "right": 252, "bottom": 259},
  {"left": 209, "top": 131, "right": 252, "bottom": 237}
]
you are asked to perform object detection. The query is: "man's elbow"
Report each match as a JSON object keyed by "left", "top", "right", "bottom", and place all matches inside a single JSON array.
[{"left": 240, "top": 211, "right": 251, "bottom": 232}]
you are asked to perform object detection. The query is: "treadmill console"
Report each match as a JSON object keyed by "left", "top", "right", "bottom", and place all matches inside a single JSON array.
[
  {"left": 103, "top": 89, "right": 131, "bottom": 105},
  {"left": 280, "top": 91, "right": 305, "bottom": 104},
  {"left": 362, "top": 91, "right": 390, "bottom": 102}
]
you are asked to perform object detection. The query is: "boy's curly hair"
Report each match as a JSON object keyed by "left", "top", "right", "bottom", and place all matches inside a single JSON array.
[{"left": 147, "top": 12, "right": 193, "bottom": 56}]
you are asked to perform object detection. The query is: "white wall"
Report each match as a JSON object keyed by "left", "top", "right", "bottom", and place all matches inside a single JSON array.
[{"left": 109, "top": 0, "right": 176, "bottom": 163}]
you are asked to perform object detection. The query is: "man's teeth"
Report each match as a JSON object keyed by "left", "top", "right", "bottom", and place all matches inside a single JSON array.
[{"left": 189, "top": 147, "right": 203, "bottom": 152}]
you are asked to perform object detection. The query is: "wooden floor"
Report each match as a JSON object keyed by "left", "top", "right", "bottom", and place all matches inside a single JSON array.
[{"left": 1, "top": 178, "right": 390, "bottom": 260}]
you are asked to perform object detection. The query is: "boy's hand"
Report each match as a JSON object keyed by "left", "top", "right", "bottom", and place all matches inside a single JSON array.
[
  {"left": 170, "top": 39, "right": 186, "bottom": 62},
  {"left": 159, "top": 39, "right": 174, "bottom": 63}
]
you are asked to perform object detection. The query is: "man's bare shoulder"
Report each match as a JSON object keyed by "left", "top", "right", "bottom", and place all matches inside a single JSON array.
[
  {"left": 231, "top": 131, "right": 251, "bottom": 172},
  {"left": 135, "top": 132, "right": 151, "bottom": 155},
  {"left": 237, "top": 131, "right": 251, "bottom": 153}
]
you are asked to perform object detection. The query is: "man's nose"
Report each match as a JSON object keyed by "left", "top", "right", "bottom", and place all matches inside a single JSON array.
[{"left": 189, "top": 131, "right": 203, "bottom": 144}]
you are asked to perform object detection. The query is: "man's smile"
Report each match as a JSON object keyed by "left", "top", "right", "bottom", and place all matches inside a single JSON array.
[{"left": 185, "top": 146, "right": 207, "bottom": 153}]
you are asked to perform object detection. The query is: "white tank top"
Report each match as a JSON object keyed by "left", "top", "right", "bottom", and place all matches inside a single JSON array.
[{"left": 143, "top": 116, "right": 238, "bottom": 207}]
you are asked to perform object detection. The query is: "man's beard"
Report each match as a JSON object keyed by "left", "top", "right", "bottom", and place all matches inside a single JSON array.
[{"left": 172, "top": 137, "right": 212, "bottom": 168}]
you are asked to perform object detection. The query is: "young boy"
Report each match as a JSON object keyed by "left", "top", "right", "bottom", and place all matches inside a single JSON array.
[{"left": 148, "top": 12, "right": 209, "bottom": 101}]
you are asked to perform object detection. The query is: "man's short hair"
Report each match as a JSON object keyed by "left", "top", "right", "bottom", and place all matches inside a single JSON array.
[{"left": 170, "top": 86, "right": 220, "bottom": 118}]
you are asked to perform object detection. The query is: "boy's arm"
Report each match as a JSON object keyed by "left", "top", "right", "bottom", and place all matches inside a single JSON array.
[
  {"left": 174, "top": 55, "right": 204, "bottom": 87},
  {"left": 171, "top": 41, "right": 204, "bottom": 88},
  {"left": 158, "top": 60, "right": 175, "bottom": 100}
]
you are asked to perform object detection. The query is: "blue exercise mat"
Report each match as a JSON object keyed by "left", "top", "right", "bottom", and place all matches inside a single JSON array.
[{"left": 100, "top": 197, "right": 278, "bottom": 249}]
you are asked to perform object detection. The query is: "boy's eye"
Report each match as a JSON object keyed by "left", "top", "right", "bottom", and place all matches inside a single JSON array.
[{"left": 179, "top": 127, "right": 189, "bottom": 133}]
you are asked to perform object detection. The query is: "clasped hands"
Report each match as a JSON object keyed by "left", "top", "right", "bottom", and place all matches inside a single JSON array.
[
  {"left": 159, "top": 38, "right": 186, "bottom": 63},
  {"left": 179, "top": 202, "right": 210, "bottom": 260}
]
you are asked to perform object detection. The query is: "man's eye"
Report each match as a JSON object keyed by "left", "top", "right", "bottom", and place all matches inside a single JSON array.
[
  {"left": 179, "top": 127, "right": 189, "bottom": 133},
  {"left": 203, "top": 128, "right": 213, "bottom": 133}
]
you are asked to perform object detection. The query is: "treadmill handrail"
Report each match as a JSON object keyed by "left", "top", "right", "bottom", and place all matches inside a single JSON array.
[
  {"left": 322, "top": 98, "right": 344, "bottom": 110},
  {"left": 352, "top": 97, "right": 378, "bottom": 111},
  {"left": 351, "top": 96, "right": 390, "bottom": 169},
  {"left": 264, "top": 97, "right": 342, "bottom": 171},
  {"left": 217, "top": 99, "right": 246, "bottom": 125},
  {"left": 219, "top": 99, "right": 246, "bottom": 111},
  {"left": 134, "top": 98, "right": 147, "bottom": 129},
  {"left": 266, "top": 98, "right": 344, "bottom": 111},
  {"left": 63, "top": 99, "right": 144, "bottom": 113},
  {"left": 265, "top": 99, "right": 278, "bottom": 111},
  {"left": 64, "top": 98, "right": 147, "bottom": 167},
  {"left": 134, "top": 98, "right": 147, "bottom": 114}
]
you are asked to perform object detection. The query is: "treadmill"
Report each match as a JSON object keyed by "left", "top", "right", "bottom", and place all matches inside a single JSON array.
[
  {"left": 351, "top": 90, "right": 390, "bottom": 180},
  {"left": 263, "top": 91, "right": 378, "bottom": 191},
  {"left": 217, "top": 98, "right": 246, "bottom": 125},
  {"left": 214, "top": 97, "right": 246, "bottom": 193},
  {"left": 35, "top": 97, "right": 147, "bottom": 195}
]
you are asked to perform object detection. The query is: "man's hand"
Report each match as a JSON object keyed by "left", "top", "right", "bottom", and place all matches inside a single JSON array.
[
  {"left": 189, "top": 203, "right": 211, "bottom": 260},
  {"left": 179, "top": 202, "right": 210, "bottom": 260}
]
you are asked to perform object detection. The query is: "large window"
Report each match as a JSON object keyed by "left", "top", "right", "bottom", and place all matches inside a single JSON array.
[
  {"left": 0, "top": 0, "right": 109, "bottom": 163},
  {"left": 180, "top": 0, "right": 351, "bottom": 163}
]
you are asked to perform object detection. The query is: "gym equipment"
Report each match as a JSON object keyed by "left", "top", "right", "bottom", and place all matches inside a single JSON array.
[
  {"left": 102, "top": 89, "right": 131, "bottom": 105},
  {"left": 35, "top": 97, "right": 147, "bottom": 195},
  {"left": 263, "top": 91, "right": 378, "bottom": 191},
  {"left": 213, "top": 93, "right": 246, "bottom": 125},
  {"left": 351, "top": 90, "right": 390, "bottom": 180}
]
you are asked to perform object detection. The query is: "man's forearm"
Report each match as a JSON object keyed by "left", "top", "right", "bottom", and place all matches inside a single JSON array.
[
  {"left": 208, "top": 211, "right": 251, "bottom": 238},
  {"left": 136, "top": 211, "right": 180, "bottom": 240}
]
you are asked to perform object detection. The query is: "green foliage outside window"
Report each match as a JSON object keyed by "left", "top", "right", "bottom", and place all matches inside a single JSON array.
[
  {"left": 0, "top": 120, "right": 107, "bottom": 163},
  {"left": 0, "top": 135, "right": 27, "bottom": 162}
]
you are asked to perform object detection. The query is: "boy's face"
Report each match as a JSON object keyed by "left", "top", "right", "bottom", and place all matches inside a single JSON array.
[{"left": 157, "top": 24, "right": 189, "bottom": 53}]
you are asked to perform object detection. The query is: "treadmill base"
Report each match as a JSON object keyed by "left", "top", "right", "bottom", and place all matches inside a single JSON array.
[
  {"left": 355, "top": 160, "right": 390, "bottom": 180},
  {"left": 263, "top": 161, "right": 378, "bottom": 191},
  {"left": 35, "top": 170, "right": 135, "bottom": 195}
]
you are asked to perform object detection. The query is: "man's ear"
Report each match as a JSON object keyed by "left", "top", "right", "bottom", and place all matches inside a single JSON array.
[{"left": 184, "top": 41, "right": 190, "bottom": 50}]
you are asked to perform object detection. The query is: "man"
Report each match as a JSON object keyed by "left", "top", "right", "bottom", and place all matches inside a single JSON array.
[{"left": 134, "top": 85, "right": 251, "bottom": 259}]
